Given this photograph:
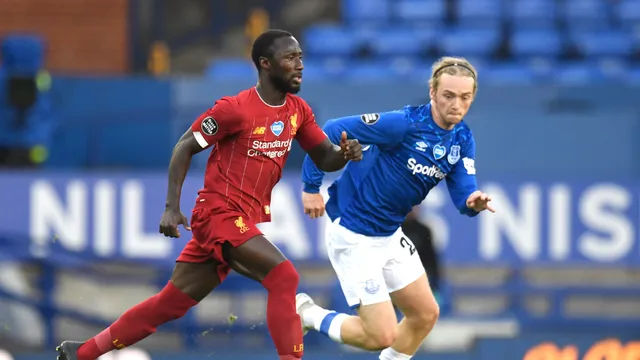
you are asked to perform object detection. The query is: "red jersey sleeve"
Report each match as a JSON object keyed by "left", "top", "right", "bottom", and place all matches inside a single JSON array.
[
  {"left": 191, "top": 97, "right": 243, "bottom": 149},
  {"left": 295, "top": 101, "right": 327, "bottom": 151}
]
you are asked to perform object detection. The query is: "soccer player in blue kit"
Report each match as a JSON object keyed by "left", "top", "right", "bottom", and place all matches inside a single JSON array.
[{"left": 296, "top": 57, "right": 496, "bottom": 360}]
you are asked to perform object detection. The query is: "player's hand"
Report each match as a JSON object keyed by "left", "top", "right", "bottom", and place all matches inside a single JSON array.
[
  {"left": 466, "top": 191, "right": 496, "bottom": 213},
  {"left": 302, "top": 191, "right": 326, "bottom": 219},
  {"left": 340, "top": 131, "right": 363, "bottom": 162},
  {"left": 159, "top": 207, "right": 191, "bottom": 238}
]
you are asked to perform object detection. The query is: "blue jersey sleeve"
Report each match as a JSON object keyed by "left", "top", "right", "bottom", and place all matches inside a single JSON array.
[
  {"left": 301, "top": 120, "right": 343, "bottom": 193},
  {"left": 323, "top": 111, "right": 410, "bottom": 149},
  {"left": 301, "top": 110, "right": 409, "bottom": 193},
  {"left": 446, "top": 133, "right": 479, "bottom": 217}
]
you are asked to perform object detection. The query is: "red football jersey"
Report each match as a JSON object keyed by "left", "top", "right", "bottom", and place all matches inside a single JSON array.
[{"left": 190, "top": 87, "right": 327, "bottom": 223}]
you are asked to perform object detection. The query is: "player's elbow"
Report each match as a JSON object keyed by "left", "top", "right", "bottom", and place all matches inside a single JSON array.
[{"left": 174, "top": 131, "right": 204, "bottom": 157}]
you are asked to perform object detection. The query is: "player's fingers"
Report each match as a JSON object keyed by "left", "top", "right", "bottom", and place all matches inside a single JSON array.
[
  {"left": 341, "top": 131, "right": 348, "bottom": 143},
  {"left": 487, "top": 204, "right": 496, "bottom": 213},
  {"left": 181, "top": 216, "right": 191, "bottom": 231},
  {"left": 346, "top": 145, "right": 361, "bottom": 160},
  {"left": 306, "top": 206, "right": 316, "bottom": 217},
  {"left": 162, "top": 226, "right": 171, "bottom": 237},
  {"left": 171, "top": 225, "right": 180, "bottom": 238}
]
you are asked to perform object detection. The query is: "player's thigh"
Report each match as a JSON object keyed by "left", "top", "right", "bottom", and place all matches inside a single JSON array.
[
  {"left": 389, "top": 274, "right": 439, "bottom": 324},
  {"left": 382, "top": 229, "right": 426, "bottom": 293},
  {"left": 383, "top": 230, "right": 438, "bottom": 321},
  {"left": 190, "top": 208, "right": 278, "bottom": 282},
  {"left": 171, "top": 260, "right": 223, "bottom": 302},
  {"left": 174, "top": 235, "right": 228, "bottom": 302},
  {"left": 325, "top": 219, "right": 391, "bottom": 309},
  {"left": 224, "top": 234, "right": 288, "bottom": 282}
]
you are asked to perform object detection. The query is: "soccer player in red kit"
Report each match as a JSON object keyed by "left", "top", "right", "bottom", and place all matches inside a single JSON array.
[{"left": 56, "top": 29, "right": 363, "bottom": 360}]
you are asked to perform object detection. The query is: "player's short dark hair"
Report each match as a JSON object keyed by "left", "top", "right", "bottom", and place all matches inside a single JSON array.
[{"left": 251, "top": 29, "right": 293, "bottom": 72}]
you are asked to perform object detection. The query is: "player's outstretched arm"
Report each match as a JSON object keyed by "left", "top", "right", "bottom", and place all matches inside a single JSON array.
[
  {"left": 159, "top": 129, "right": 207, "bottom": 238},
  {"left": 445, "top": 135, "right": 495, "bottom": 216},
  {"left": 301, "top": 117, "right": 346, "bottom": 193},
  {"left": 306, "top": 132, "right": 362, "bottom": 172},
  {"left": 321, "top": 111, "right": 409, "bottom": 150},
  {"left": 296, "top": 103, "right": 371, "bottom": 172}
]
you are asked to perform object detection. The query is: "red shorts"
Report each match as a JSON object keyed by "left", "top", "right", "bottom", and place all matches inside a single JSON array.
[{"left": 176, "top": 206, "right": 263, "bottom": 281}]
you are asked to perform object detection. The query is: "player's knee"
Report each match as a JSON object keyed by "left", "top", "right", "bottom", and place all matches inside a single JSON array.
[
  {"left": 155, "top": 282, "right": 198, "bottom": 320},
  {"left": 365, "top": 326, "right": 397, "bottom": 351},
  {"left": 262, "top": 260, "right": 299, "bottom": 293},
  {"left": 408, "top": 302, "right": 440, "bottom": 330}
]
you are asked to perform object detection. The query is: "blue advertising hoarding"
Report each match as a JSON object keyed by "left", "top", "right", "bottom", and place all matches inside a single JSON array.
[
  {"left": 0, "top": 171, "right": 638, "bottom": 267},
  {"left": 5, "top": 333, "right": 640, "bottom": 360}
]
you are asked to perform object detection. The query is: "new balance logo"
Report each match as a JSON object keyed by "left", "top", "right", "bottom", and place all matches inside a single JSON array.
[{"left": 253, "top": 127, "right": 266, "bottom": 135}]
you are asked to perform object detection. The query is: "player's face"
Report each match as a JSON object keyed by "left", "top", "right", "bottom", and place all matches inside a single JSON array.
[
  {"left": 430, "top": 73, "right": 475, "bottom": 128},
  {"left": 268, "top": 36, "right": 304, "bottom": 94}
]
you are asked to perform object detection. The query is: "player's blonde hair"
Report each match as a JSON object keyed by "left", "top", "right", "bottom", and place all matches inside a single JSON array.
[{"left": 429, "top": 56, "right": 478, "bottom": 95}]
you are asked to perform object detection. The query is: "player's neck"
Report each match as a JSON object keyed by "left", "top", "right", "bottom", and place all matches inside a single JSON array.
[
  {"left": 255, "top": 81, "right": 286, "bottom": 106},
  {"left": 429, "top": 101, "right": 455, "bottom": 131}
]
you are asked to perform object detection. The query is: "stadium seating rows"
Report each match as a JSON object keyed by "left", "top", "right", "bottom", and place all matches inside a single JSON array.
[{"left": 206, "top": 0, "right": 640, "bottom": 83}]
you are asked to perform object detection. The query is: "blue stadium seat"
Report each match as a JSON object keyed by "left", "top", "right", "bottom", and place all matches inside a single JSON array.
[
  {"left": 343, "top": 61, "right": 396, "bottom": 81},
  {"left": 562, "top": 0, "right": 611, "bottom": 30},
  {"left": 457, "top": 0, "right": 503, "bottom": 27},
  {"left": 301, "top": 59, "right": 347, "bottom": 80},
  {"left": 511, "top": 29, "right": 563, "bottom": 60},
  {"left": 572, "top": 30, "right": 633, "bottom": 58},
  {"left": 369, "top": 28, "right": 438, "bottom": 58},
  {"left": 205, "top": 59, "right": 255, "bottom": 80},
  {"left": 303, "top": 25, "right": 363, "bottom": 58},
  {"left": 342, "top": 0, "right": 390, "bottom": 23},
  {"left": 508, "top": 0, "right": 557, "bottom": 29},
  {"left": 438, "top": 28, "right": 502, "bottom": 57},
  {"left": 628, "top": 67, "right": 640, "bottom": 84},
  {"left": 486, "top": 61, "right": 555, "bottom": 84},
  {"left": 554, "top": 61, "right": 628, "bottom": 84},
  {"left": 394, "top": 0, "right": 446, "bottom": 25},
  {"left": 483, "top": 63, "right": 539, "bottom": 84},
  {"left": 615, "top": 0, "right": 640, "bottom": 29}
]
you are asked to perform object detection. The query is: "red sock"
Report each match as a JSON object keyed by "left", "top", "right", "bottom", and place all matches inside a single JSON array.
[
  {"left": 76, "top": 281, "right": 197, "bottom": 360},
  {"left": 262, "top": 260, "right": 304, "bottom": 359}
]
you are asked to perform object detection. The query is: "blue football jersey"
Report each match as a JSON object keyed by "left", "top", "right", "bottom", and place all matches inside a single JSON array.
[{"left": 301, "top": 103, "right": 479, "bottom": 237}]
